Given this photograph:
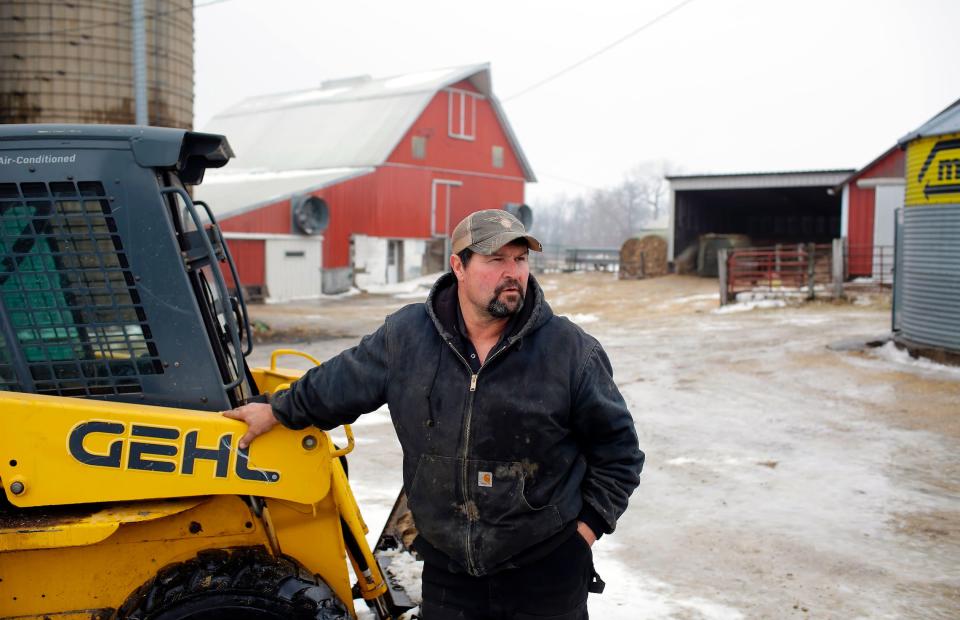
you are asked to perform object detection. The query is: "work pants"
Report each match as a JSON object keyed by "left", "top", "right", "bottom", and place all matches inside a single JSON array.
[{"left": 420, "top": 532, "right": 595, "bottom": 620}]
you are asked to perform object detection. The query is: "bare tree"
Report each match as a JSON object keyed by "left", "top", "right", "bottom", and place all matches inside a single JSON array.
[{"left": 531, "top": 160, "right": 677, "bottom": 249}]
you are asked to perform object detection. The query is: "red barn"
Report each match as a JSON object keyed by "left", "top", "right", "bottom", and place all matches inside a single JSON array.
[
  {"left": 837, "top": 146, "right": 905, "bottom": 278},
  {"left": 196, "top": 64, "right": 536, "bottom": 298}
]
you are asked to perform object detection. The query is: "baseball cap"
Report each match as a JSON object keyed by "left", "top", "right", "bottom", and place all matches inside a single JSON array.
[{"left": 451, "top": 209, "right": 543, "bottom": 255}]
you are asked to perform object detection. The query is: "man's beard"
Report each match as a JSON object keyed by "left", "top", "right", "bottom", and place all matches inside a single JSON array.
[{"left": 487, "top": 278, "right": 525, "bottom": 318}]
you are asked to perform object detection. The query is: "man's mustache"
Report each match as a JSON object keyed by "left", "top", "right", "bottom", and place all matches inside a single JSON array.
[{"left": 495, "top": 278, "right": 524, "bottom": 296}]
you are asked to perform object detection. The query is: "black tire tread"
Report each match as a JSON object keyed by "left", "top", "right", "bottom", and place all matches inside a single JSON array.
[{"left": 118, "top": 547, "right": 348, "bottom": 620}]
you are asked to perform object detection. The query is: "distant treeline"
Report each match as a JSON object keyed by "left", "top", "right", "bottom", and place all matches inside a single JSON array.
[{"left": 530, "top": 161, "right": 675, "bottom": 248}]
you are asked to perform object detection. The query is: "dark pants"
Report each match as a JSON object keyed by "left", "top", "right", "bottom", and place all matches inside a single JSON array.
[{"left": 420, "top": 532, "right": 594, "bottom": 620}]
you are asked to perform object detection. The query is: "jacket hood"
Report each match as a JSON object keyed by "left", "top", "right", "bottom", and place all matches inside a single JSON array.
[{"left": 425, "top": 272, "right": 553, "bottom": 344}]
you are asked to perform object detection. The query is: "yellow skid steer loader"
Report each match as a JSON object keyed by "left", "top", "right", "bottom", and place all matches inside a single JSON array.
[{"left": 0, "top": 125, "right": 415, "bottom": 619}]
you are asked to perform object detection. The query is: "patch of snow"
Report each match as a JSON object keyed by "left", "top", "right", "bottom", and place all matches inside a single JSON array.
[
  {"left": 323, "top": 288, "right": 362, "bottom": 300},
  {"left": 672, "top": 293, "right": 720, "bottom": 304},
  {"left": 567, "top": 313, "right": 600, "bottom": 324},
  {"left": 868, "top": 342, "right": 960, "bottom": 378},
  {"left": 204, "top": 166, "right": 362, "bottom": 185},
  {"left": 378, "top": 547, "right": 424, "bottom": 604},
  {"left": 278, "top": 86, "right": 350, "bottom": 105},
  {"left": 361, "top": 272, "right": 443, "bottom": 295},
  {"left": 712, "top": 300, "right": 787, "bottom": 314},
  {"left": 666, "top": 456, "right": 770, "bottom": 470},
  {"left": 382, "top": 68, "right": 458, "bottom": 90},
  {"left": 272, "top": 289, "right": 360, "bottom": 304},
  {"left": 774, "top": 316, "right": 831, "bottom": 326},
  {"left": 590, "top": 549, "right": 744, "bottom": 620},
  {"left": 393, "top": 290, "right": 429, "bottom": 300}
]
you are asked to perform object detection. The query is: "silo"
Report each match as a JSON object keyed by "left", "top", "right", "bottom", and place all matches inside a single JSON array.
[
  {"left": 895, "top": 101, "right": 960, "bottom": 361},
  {"left": 0, "top": 0, "right": 193, "bottom": 128}
]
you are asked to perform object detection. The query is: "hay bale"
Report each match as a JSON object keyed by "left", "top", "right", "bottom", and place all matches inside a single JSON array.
[
  {"left": 696, "top": 234, "right": 751, "bottom": 277},
  {"left": 674, "top": 243, "right": 699, "bottom": 275},
  {"left": 619, "top": 235, "right": 668, "bottom": 280}
]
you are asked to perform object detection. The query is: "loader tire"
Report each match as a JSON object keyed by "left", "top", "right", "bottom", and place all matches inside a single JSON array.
[{"left": 118, "top": 547, "right": 349, "bottom": 620}]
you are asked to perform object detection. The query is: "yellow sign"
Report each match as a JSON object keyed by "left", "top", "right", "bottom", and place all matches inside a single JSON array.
[{"left": 905, "top": 131, "right": 960, "bottom": 205}]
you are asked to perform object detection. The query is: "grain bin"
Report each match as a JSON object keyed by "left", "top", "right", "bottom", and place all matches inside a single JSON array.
[
  {"left": 895, "top": 101, "right": 960, "bottom": 360},
  {"left": 0, "top": 0, "right": 193, "bottom": 128},
  {"left": 620, "top": 235, "right": 668, "bottom": 280}
]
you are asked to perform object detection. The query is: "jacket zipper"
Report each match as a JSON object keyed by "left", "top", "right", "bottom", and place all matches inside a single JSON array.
[{"left": 445, "top": 339, "right": 510, "bottom": 575}]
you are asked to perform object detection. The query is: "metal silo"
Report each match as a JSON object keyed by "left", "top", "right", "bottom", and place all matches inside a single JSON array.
[
  {"left": 895, "top": 100, "right": 960, "bottom": 359},
  {"left": 0, "top": 0, "right": 193, "bottom": 128}
]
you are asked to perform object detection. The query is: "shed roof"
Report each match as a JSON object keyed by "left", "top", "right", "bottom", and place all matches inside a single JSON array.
[
  {"left": 197, "top": 167, "right": 375, "bottom": 221},
  {"left": 898, "top": 97, "right": 960, "bottom": 144},
  {"left": 666, "top": 169, "right": 854, "bottom": 192}
]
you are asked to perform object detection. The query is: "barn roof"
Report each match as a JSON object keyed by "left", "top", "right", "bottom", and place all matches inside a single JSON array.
[
  {"left": 198, "top": 167, "right": 375, "bottom": 221},
  {"left": 196, "top": 64, "right": 535, "bottom": 220}
]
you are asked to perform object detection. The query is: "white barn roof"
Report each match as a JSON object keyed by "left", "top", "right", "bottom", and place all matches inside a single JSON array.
[{"left": 197, "top": 64, "right": 534, "bottom": 220}]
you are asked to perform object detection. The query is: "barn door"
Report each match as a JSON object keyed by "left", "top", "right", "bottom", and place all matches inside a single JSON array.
[
  {"left": 873, "top": 184, "right": 903, "bottom": 281},
  {"left": 431, "top": 179, "right": 462, "bottom": 238},
  {"left": 265, "top": 238, "right": 321, "bottom": 301}
]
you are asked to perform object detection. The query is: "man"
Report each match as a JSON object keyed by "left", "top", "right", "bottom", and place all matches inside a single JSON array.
[{"left": 224, "top": 209, "right": 644, "bottom": 619}]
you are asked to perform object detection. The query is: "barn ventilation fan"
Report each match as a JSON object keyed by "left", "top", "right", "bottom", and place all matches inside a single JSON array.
[
  {"left": 292, "top": 195, "right": 329, "bottom": 235},
  {"left": 504, "top": 203, "right": 533, "bottom": 230}
]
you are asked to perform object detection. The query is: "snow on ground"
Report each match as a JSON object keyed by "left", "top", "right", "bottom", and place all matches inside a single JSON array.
[
  {"left": 248, "top": 273, "right": 959, "bottom": 620},
  {"left": 712, "top": 299, "right": 787, "bottom": 313},
  {"left": 566, "top": 312, "right": 599, "bottom": 324},
  {"left": 359, "top": 272, "right": 444, "bottom": 296},
  {"left": 871, "top": 342, "right": 960, "bottom": 378},
  {"left": 590, "top": 544, "right": 745, "bottom": 620}
]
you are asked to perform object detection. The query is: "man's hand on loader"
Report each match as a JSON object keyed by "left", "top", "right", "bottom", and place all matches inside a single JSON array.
[{"left": 222, "top": 403, "right": 280, "bottom": 449}]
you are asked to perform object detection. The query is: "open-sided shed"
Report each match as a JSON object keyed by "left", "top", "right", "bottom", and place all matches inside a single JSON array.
[{"left": 667, "top": 170, "right": 853, "bottom": 265}]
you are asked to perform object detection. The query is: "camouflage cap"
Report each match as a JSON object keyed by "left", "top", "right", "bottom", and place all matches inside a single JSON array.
[{"left": 451, "top": 209, "right": 542, "bottom": 255}]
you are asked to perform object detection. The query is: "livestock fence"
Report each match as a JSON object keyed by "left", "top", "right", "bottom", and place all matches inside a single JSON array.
[
  {"left": 719, "top": 240, "right": 894, "bottom": 305},
  {"left": 530, "top": 245, "right": 620, "bottom": 273}
]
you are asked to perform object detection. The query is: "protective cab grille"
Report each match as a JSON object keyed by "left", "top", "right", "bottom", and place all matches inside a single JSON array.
[{"left": 0, "top": 180, "right": 163, "bottom": 396}]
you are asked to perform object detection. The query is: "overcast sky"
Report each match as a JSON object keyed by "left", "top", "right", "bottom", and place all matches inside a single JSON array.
[{"left": 195, "top": 0, "right": 960, "bottom": 205}]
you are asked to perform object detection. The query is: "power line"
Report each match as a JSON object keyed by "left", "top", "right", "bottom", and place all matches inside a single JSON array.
[
  {"left": 537, "top": 172, "right": 601, "bottom": 192},
  {"left": 502, "top": 0, "right": 697, "bottom": 102},
  {"left": 0, "top": 0, "right": 235, "bottom": 41}
]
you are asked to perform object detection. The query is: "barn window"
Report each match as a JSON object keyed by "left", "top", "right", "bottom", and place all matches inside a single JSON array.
[
  {"left": 448, "top": 89, "right": 477, "bottom": 140},
  {"left": 492, "top": 146, "right": 504, "bottom": 168},
  {"left": 412, "top": 136, "right": 427, "bottom": 159}
]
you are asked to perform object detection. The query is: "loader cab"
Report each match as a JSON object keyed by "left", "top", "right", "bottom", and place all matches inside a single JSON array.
[{"left": 0, "top": 125, "right": 254, "bottom": 411}]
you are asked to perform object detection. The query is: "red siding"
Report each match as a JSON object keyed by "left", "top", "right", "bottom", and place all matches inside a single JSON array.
[
  {"left": 846, "top": 148, "right": 905, "bottom": 276},
  {"left": 219, "top": 202, "right": 290, "bottom": 234},
  {"left": 847, "top": 186, "right": 875, "bottom": 276},
  {"left": 387, "top": 80, "right": 527, "bottom": 181},
  {"left": 224, "top": 239, "right": 266, "bottom": 287},
  {"left": 859, "top": 148, "right": 905, "bottom": 180}
]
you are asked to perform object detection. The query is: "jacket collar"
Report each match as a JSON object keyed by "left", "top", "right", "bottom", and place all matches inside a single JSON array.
[{"left": 425, "top": 272, "right": 552, "bottom": 344}]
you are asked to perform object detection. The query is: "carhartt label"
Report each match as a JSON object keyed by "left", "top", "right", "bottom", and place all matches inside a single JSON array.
[{"left": 478, "top": 471, "right": 493, "bottom": 487}]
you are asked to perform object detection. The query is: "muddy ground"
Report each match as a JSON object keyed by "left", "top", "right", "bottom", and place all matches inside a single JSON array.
[{"left": 247, "top": 273, "right": 959, "bottom": 620}]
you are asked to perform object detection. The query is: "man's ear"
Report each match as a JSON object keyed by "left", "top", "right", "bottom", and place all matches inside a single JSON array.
[{"left": 450, "top": 254, "right": 466, "bottom": 281}]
